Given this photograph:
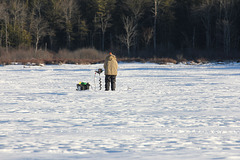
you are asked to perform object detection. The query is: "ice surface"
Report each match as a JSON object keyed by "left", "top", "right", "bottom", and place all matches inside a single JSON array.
[{"left": 0, "top": 62, "right": 240, "bottom": 160}]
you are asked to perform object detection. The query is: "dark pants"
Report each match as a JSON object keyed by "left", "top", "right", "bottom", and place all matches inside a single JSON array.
[{"left": 105, "top": 75, "right": 116, "bottom": 91}]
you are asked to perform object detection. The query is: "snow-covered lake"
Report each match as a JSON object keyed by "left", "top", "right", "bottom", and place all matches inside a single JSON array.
[{"left": 0, "top": 62, "right": 240, "bottom": 160}]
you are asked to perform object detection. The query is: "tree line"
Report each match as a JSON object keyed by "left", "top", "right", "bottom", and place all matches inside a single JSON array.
[{"left": 0, "top": 0, "right": 240, "bottom": 59}]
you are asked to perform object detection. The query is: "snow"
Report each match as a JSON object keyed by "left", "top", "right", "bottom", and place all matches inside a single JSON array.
[{"left": 0, "top": 62, "right": 240, "bottom": 160}]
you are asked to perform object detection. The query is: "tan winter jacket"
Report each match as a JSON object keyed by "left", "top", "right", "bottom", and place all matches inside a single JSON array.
[{"left": 104, "top": 54, "right": 118, "bottom": 75}]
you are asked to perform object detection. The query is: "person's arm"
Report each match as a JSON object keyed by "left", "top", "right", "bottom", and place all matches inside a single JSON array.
[{"left": 104, "top": 59, "right": 106, "bottom": 70}]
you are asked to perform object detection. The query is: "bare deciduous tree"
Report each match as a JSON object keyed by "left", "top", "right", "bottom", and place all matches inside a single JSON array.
[
  {"left": 118, "top": 16, "right": 137, "bottom": 57},
  {"left": 30, "top": 17, "right": 48, "bottom": 52},
  {"left": 45, "top": 0, "right": 63, "bottom": 50},
  {"left": 216, "top": 0, "right": 237, "bottom": 56},
  {"left": 9, "top": 0, "right": 27, "bottom": 31},
  {"left": 0, "top": 2, "right": 9, "bottom": 53},
  {"left": 152, "top": 0, "right": 175, "bottom": 55},
  {"left": 124, "top": 0, "right": 146, "bottom": 23},
  {"left": 97, "top": 12, "right": 111, "bottom": 51},
  {"left": 193, "top": 0, "right": 215, "bottom": 49},
  {"left": 143, "top": 27, "right": 153, "bottom": 48},
  {"left": 123, "top": 0, "right": 146, "bottom": 54},
  {"left": 29, "top": 1, "right": 49, "bottom": 52},
  {"left": 95, "top": 0, "right": 115, "bottom": 51},
  {"left": 153, "top": 0, "right": 157, "bottom": 55},
  {"left": 59, "top": 0, "right": 78, "bottom": 49},
  {"left": 32, "top": 0, "right": 42, "bottom": 18}
]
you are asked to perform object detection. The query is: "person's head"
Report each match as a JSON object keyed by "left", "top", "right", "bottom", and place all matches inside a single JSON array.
[{"left": 109, "top": 52, "right": 112, "bottom": 55}]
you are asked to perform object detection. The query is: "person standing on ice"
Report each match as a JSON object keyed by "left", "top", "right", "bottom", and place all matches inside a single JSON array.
[{"left": 104, "top": 52, "right": 118, "bottom": 91}]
